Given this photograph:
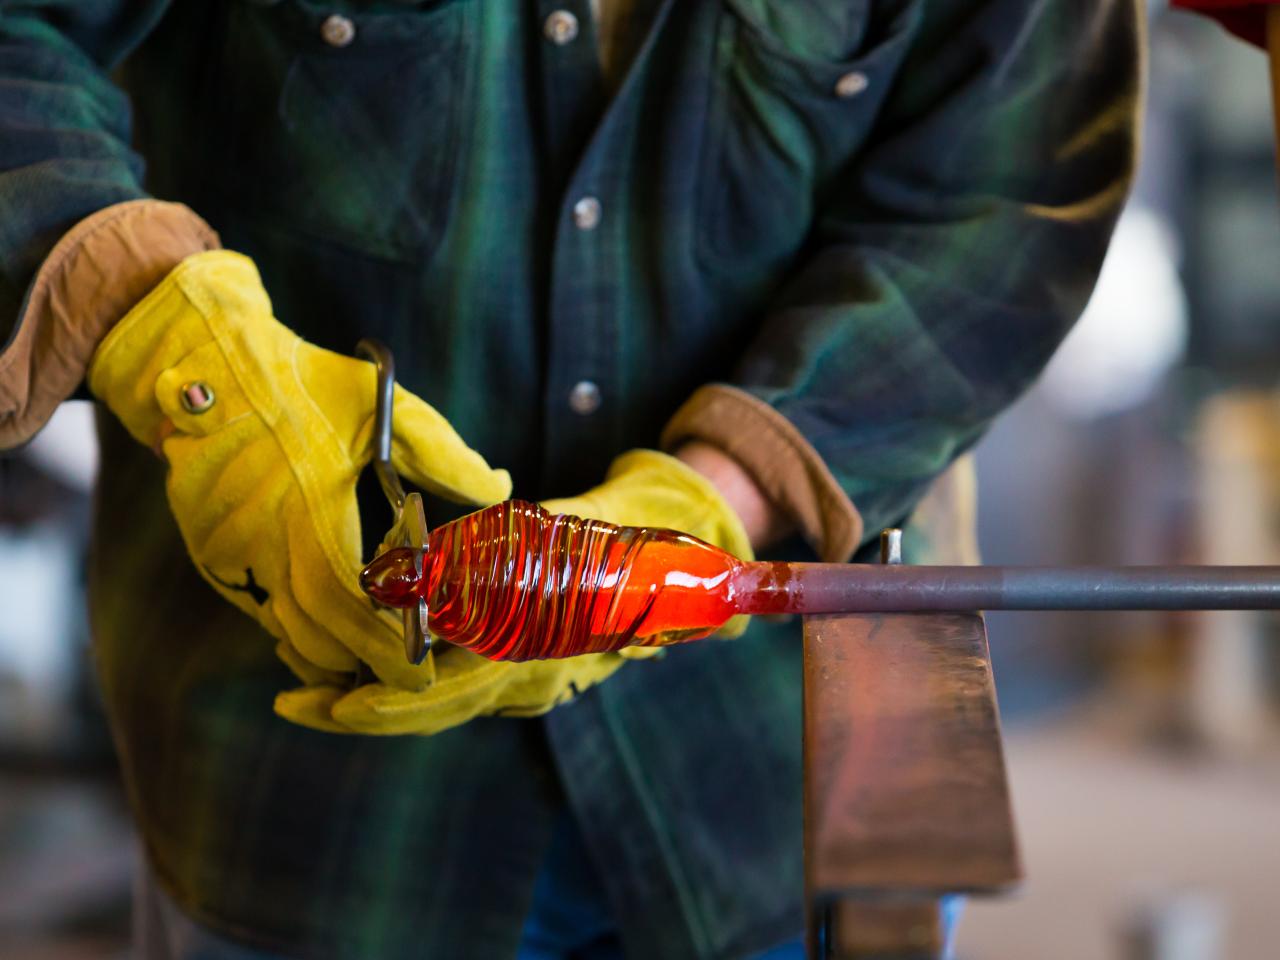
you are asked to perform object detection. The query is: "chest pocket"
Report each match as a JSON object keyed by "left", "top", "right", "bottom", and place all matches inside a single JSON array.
[
  {"left": 218, "top": 0, "right": 470, "bottom": 262},
  {"left": 698, "top": 0, "right": 914, "bottom": 269}
]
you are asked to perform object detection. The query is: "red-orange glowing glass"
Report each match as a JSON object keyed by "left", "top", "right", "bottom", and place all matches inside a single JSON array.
[{"left": 360, "top": 500, "right": 799, "bottom": 661}]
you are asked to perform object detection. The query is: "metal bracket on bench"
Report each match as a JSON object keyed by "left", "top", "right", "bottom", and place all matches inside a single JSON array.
[{"left": 804, "top": 531, "right": 1022, "bottom": 959}]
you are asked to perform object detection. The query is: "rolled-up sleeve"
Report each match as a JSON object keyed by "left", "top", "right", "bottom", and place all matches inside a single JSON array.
[
  {"left": 666, "top": 0, "right": 1142, "bottom": 560},
  {"left": 0, "top": 3, "right": 216, "bottom": 449}
]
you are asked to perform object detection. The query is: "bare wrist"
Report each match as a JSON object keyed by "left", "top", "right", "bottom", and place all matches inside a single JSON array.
[{"left": 674, "top": 441, "right": 794, "bottom": 551}]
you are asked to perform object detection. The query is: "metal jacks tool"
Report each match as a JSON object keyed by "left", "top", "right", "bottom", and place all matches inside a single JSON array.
[{"left": 356, "top": 339, "right": 432, "bottom": 665}]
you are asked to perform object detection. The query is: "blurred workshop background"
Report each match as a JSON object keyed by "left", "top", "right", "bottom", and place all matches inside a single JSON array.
[{"left": 3, "top": 5, "right": 1280, "bottom": 960}]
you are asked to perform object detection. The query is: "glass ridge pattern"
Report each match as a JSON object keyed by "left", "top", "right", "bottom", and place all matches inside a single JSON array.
[{"left": 361, "top": 500, "right": 748, "bottom": 660}]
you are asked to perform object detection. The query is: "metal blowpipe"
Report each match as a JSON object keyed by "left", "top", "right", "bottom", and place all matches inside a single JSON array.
[
  {"left": 744, "top": 561, "right": 1280, "bottom": 613},
  {"left": 729, "top": 527, "right": 1280, "bottom": 615}
]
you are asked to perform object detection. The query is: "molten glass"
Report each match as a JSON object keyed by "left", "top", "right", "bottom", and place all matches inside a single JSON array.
[{"left": 359, "top": 499, "right": 780, "bottom": 661}]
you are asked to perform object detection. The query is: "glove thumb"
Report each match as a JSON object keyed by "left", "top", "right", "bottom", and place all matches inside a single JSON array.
[{"left": 389, "top": 385, "right": 511, "bottom": 506}]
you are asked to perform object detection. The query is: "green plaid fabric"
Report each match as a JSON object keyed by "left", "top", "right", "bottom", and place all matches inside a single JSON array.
[{"left": 1, "top": 2, "right": 1139, "bottom": 957}]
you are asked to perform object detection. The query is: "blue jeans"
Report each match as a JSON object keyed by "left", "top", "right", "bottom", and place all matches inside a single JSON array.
[{"left": 514, "top": 813, "right": 804, "bottom": 960}]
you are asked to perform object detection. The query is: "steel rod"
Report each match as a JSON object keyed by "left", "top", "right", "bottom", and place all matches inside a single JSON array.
[{"left": 734, "top": 564, "right": 1280, "bottom": 614}]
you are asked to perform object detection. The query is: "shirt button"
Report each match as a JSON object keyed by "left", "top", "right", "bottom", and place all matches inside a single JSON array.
[
  {"left": 834, "top": 70, "right": 869, "bottom": 99},
  {"left": 544, "top": 10, "right": 580, "bottom": 45},
  {"left": 320, "top": 14, "right": 356, "bottom": 48},
  {"left": 572, "top": 196, "right": 601, "bottom": 230},
  {"left": 568, "top": 381, "right": 602, "bottom": 415}
]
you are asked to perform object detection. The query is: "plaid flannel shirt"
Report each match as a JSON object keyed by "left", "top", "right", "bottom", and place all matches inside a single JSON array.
[{"left": 0, "top": 1, "right": 1139, "bottom": 957}]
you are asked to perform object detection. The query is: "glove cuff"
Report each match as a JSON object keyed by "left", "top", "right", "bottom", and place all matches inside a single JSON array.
[{"left": 87, "top": 250, "right": 268, "bottom": 447}]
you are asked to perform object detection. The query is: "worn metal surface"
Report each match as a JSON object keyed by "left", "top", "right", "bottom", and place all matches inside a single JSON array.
[{"left": 803, "top": 611, "right": 1022, "bottom": 896}]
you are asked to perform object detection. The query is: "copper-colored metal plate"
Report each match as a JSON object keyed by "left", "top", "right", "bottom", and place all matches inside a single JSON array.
[{"left": 803, "top": 612, "right": 1022, "bottom": 896}]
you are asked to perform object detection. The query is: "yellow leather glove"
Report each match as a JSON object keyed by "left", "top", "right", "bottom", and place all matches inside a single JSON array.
[
  {"left": 275, "top": 449, "right": 754, "bottom": 735},
  {"left": 87, "top": 250, "right": 510, "bottom": 690}
]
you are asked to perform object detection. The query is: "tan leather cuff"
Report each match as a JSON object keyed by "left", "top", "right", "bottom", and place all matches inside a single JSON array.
[
  {"left": 661, "top": 384, "right": 863, "bottom": 562},
  {"left": 0, "top": 199, "right": 220, "bottom": 449}
]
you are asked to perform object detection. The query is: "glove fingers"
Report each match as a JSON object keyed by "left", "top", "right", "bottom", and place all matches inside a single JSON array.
[
  {"left": 335, "top": 651, "right": 630, "bottom": 734},
  {"left": 328, "top": 656, "right": 514, "bottom": 735},
  {"left": 390, "top": 386, "right": 511, "bottom": 506},
  {"left": 252, "top": 456, "right": 433, "bottom": 690},
  {"left": 541, "top": 492, "right": 605, "bottom": 520},
  {"left": 274, "top": 639, "right": 352, "bottom": 687},
  {"left": 270, "top": 682, "right": 467, "bottom": 737},
  {"left": 270, "top": 583, "right": 361, "bottom": 674},
  {"left": 274, "top": 686, "right": 354, "bottom": 734},
  {"left": 167, "top": 435, "right": 359, "bottom": 675},
  {"left": 276, "top": 648, "right": 639, "bottom": 738},
  {"left": 617, "top": 644, "right": 665, "bottom": 660},
  {"left": 273, "top": 680, "right": 499, "bottom": 738},
  {"left": 287, "top": 550, "right": 436, "bottom": 690}
]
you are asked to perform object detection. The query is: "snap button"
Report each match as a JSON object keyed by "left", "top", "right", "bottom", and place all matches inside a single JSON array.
[
  {"left": 834, "top": 71, "right": 869, "bottom": 99},
  {"left": 568, "top": 381, "right": 601, "bottom": 415},
  {"left": 572, "top": 196, "right": 601, "bottom": 231},
  {"left": 544, "top": 10, "right": 580, "bottom": 46},
  {"left": 321, "top": 14, "right": 356, "bottom": 48},
  {"left": 180, "top": 381, "right": 216, "bottom": 414}
]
